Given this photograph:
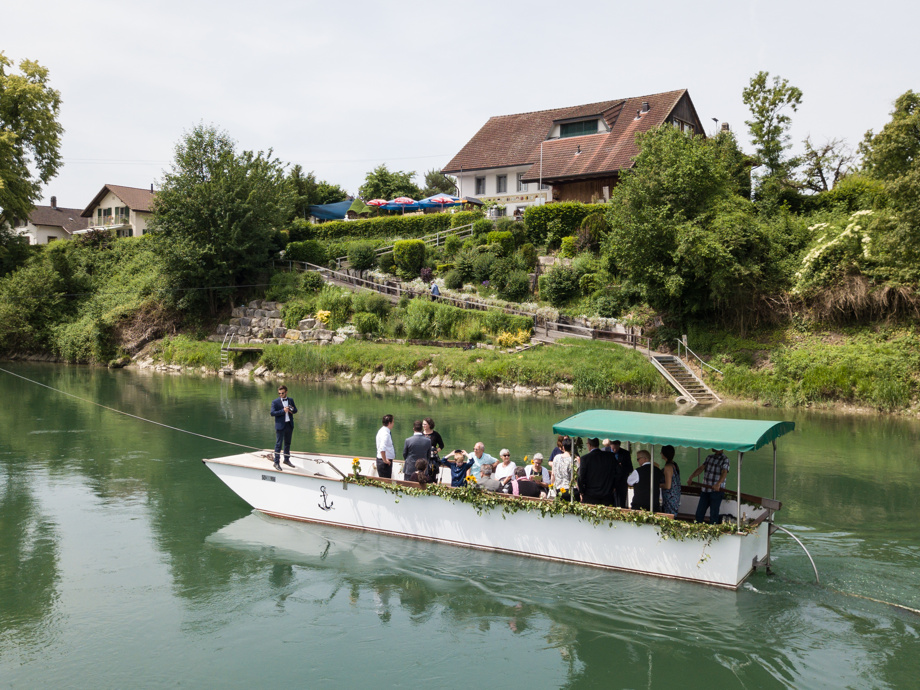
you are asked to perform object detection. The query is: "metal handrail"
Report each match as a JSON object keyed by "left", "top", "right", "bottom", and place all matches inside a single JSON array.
[
  {"left": 277, "top": 260, "right": 651, "bottom": 353},
  {"left": 675, "top": 339, "right": 723, "bottom": 375}
]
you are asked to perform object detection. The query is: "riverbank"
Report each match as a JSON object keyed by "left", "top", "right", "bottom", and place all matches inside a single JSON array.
[{"left": 136, "top": 335, "right": 670, "bottom": 399}]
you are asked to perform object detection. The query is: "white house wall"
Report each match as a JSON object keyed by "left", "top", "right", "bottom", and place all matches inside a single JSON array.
[{"left": 455, "top": 164, "right": 551, "bottom": 214}]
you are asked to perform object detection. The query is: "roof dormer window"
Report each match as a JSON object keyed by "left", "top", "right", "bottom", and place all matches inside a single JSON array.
[{"left": 560, "top": 119, "right": 598, "bottom": 138}]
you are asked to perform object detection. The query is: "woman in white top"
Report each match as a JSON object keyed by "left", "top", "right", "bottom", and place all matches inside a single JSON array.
[
  {"left": 551, "top": 437, "right": 574, "bottom": 500},
  {"left": 493, "top": 449, "right": 517, "bottom": 487}
]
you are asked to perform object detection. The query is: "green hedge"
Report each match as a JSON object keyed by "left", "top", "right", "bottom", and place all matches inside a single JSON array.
[
  {"left": 289, "top": 213, "right": 451, "bottom": 242},
  {"left": 450, "top": 210, "right": 485, "bottom": 228},
  {"left": 487, "top": 230, "right": 514, "bottom": 256},
  {"left": 523, "top": 202, "right": 607, "bottom": 245},
  {"left": 285, "top": 240, "right": 327, "bottom": 265}
]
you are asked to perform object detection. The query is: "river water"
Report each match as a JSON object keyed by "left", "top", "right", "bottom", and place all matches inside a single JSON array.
[{"left": 1, "top": 362, "right": 918, "bottom": 688}]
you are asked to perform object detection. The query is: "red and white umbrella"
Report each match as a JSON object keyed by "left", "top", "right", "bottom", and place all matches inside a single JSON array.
[
  {"left": 429, "top": 195, "right": 457, "bottom": 206},
  {"left": 366, "top": 199, "right": 388, "bottom": 207},
  {"left": 391, "top": 197, "right": 417, "bottom": 205}
]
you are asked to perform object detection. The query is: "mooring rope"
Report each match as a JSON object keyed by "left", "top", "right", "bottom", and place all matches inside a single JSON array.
[{"left": 0, "top": 365, "right": 333, "bottom": 465}]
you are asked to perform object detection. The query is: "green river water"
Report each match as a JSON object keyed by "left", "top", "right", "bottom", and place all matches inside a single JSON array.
[{"left": 1, "top": 362, "right": 919, "bottom": 688}]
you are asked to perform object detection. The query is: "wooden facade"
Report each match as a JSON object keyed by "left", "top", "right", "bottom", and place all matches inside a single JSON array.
[{"left": 552, "top": 175, "right": 620, "bottom": 203}]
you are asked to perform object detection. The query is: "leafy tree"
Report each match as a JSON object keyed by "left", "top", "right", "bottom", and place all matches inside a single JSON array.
[
  {"left": 742, "top": 71, "right": 803, "bottom": 200},
  {"left": 0, "top": 53, "right": 63, "bottom": 226},
  {"left": 150, "top": 125, "right": 289, "bottom": 315},
  {"left": 358, "top": 164, "right": 422, "bottom": 201},
  {"left": 421, "top": 168, "right": 457, "bottom": 197},
  {"left": 286, "top": 164, "right": 348, "bottom": 220},
  {"left": 0, "top": 223, "right": 32, "bottom": 276},
  {"left": 858, "top": 90, "right": 920, "bottom": 274},
  {"left": 604, "top": 125, "right": 782, "bottom": 321}
]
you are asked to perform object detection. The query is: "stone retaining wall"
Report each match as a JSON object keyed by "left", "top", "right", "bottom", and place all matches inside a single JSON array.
[{"left": 208, "top": 300, "right": 348, "bottom": 346}]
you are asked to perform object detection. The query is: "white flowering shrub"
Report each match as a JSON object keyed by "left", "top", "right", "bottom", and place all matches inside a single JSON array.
[{"left": 793, "top": 210, "right": 878, "bottom": 295}]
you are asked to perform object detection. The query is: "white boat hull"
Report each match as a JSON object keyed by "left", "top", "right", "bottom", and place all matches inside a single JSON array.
[{"left": 203, "top": 452, "right": 770, "bottom": 589}]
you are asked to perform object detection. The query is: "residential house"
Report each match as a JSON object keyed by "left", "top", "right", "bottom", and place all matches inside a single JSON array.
[
  {"left": 78, "top": 184, "right": 156, "bottom": 237},
  {"left": 442, "top": 89, "right": 707, "bottom": 213},
  {"left": 12, "top": 197, "right": 90, "bottom": 244}
]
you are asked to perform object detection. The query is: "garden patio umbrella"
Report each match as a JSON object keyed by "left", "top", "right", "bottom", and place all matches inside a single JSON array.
[
  {"left": 419, "top": 194, "right": 461, "bottom": 210},
  {"left": 386, "top": 196, "right": 419, "bottom": 214},
  {"left": 365, "top": 199, "right": 388, "bottom": 207}
]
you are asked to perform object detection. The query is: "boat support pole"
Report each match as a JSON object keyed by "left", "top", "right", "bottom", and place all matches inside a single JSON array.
[
  {"left": 771, "top": 524, "right": 820, "bottom": 585},
  {"left": 736, "top": 452, "right": 743, "bottom": 530}
]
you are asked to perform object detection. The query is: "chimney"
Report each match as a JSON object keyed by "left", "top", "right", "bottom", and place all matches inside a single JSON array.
[
  {"left": 635, "top": 109, "right": 641, "bottom": 120},
  {"left": 641, "top": 101, "right": 650, "bottom": 113},
  {"left": 721, "top": 122, "right": 730, "bottom": 132},
  {"left": 150, "top": 183, "right": 154, "bottom": 192},
  {"left": 51, "top": 196, "right": 57, "bottom": 209}
]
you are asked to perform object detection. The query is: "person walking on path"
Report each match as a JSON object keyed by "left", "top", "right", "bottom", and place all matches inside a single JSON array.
[
  {"left": 270, "top": 385, "right": 297, "bottom": 471},
  {"left": 376, "top": 414, "right": 396, "bottom": 478}
]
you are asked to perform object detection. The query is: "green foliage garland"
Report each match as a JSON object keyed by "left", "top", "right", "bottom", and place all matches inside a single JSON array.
[{"left": 344, "top": 476, "right": 749, "bottom": 544}]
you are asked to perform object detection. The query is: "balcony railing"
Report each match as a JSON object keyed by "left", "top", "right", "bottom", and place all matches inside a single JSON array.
[{"left": 90, "top": 216, "right": 131, "bottom": 228}]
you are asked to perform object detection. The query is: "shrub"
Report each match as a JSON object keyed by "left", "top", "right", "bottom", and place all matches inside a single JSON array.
[
  {"left": 302, "top": 270, "right": 325, "bottom": 293},
  {"left": 454, "top": 249, "right": 477, "bottom": 282},
  {"left": 405, "top": 299, "right": 436, "bottom": 339},
  {"left": 353, "top": 312, "right": 383, "bottom": 335},
  {"left": 495, "top": 329, "right": 531, "bottom": 347},
  {"left": 347, "top": 242, "right": 377, "bottom": 271},
  {"left": 539, "top": 265, "right": 580, "bottom": 306},
  {"left": 285, "top": 240, "right": 326, "bottom": 265},
  {"left": 560, "top": 236, "right": 577, "bottom": 258},
  {"left": 473, "top": 218, "right": 493, "bottom": 238},
  {"left": 579, "top": 272, "right": 601, "bottom": 295},
  {"left": 393, "top": 239, "right": 426, "bottom": 279},
  {"left": 265, "top": 271, "right": 303, "bottom": 302},
  {"left": 498, "top": 269, "right": 531, "bottom": 302},
  {"left": 351, "top": 290, "right": 391, "bottom": 319},
  {"left": 523, "top": 201, "right": 607, "bottom": 245},
  {"left": 517, "top": 243, "right": 538, "bottom": 269},
  {"left": 315, "top": 285, "right": 353, "bottom": 329},
  {"left": 487, "top": 230, "right": 515, "bottom": 257},
  {"left": 482, "top": 310, "right": 533, "bottom": 335},
  {"left": 450, "top": 210, "right": 485, "bottom": 228},
  {"left": 444, "top": 269, "right": 464, "bottom": 290},
  {"left": 444, "top": 234, "right": 463, "bottom": 257},
  {"left": 472, "top": 252, "right": 498, "bottom": 285},
  {"left": 281, "top": 298, "right": 316, "bottom": 328},
  {"left": 379, "top": 252, "right": 396, "bottom": 274},
  {"left": 436, "top": 263, "right": 454, "bottom": 273}
]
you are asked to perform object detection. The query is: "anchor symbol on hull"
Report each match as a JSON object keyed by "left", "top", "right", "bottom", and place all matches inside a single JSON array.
[{"left": 318, "top": 486, "right": 334, "bottom": 511}]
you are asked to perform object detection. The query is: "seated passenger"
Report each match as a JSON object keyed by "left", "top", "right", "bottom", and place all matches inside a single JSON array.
[
  {"left": 493, "top": 449, "right": 517, "bottom": 487},
  {"left": 526, "top": 453, "right": 550, "bottom": 484},
  {"left": 504, "top": 466, "right": 541, "bottom": 498},
  {"left": 408, "top": 458, "right": 429, "bottom": 486},
  {"left": 627, "top": 450, "right": 665, "bottom": 512},
  {"left": 478, "top": 463, "right": 501, "bottom": 492},
  {"left": 438, "top": 449, "right": 475, "bottom": 487}
]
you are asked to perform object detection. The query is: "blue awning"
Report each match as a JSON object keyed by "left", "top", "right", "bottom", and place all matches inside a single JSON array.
[{"left": 308, "top": 200, "right": 353, "bottom": 221}]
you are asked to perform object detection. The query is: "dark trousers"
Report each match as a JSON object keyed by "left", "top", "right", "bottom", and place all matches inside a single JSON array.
[
  {"left": 615, "top": 483, "right": 629, "bottom": 509},
  {"left": 376, "top": 459, "right": 393, "bottom": 478},
  {"left": 583, "top": 494, "right": 615, "bottom": 507},
  {"left": 695, "top": 491, "right": 724, "bottom": 524},
  {"left": 274, "top": 423, "right": 293, "bottom": 463}
]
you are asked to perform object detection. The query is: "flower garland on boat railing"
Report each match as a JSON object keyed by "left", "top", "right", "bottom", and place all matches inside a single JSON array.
[{"left": 343, "top": 469, "right": 752, "bottom": 544}]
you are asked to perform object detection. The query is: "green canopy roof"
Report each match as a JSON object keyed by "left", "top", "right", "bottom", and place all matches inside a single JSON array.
[{"left": 553, "top": 410, "right": 795, "bottom": 453}]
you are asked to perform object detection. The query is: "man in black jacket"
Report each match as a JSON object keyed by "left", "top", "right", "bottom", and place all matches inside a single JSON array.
[
  {"left": 627, "top": 450, "right": 665, "bottom": 512},
  {"left": 611, "top": 440, "right": 633, "bottom": 508},
  {"left": 402, "top": 420, "right": 432, "bottom": 481},
  {"left": 577, "top": 438, "right": 617, "bottom": 506}
]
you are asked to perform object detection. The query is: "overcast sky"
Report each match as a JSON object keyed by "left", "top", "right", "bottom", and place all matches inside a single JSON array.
[{"left": 3, "top": 0, "right": 917, "bottom": 209}]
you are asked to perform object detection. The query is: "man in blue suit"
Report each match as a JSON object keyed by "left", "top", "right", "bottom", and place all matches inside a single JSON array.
[{"left": 270, "top": 385, "right": 297, "bottom": 471}]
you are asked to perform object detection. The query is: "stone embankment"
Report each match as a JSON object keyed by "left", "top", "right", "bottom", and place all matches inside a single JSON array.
[{"left": 207, "top": 300, "right": 349, "bottom": 346}]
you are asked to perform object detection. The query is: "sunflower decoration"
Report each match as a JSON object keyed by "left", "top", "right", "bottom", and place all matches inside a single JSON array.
[
  {"left": 464, "top": 474, "right": 478, "bottom": 486},
  {"left": 352, "top": 457, "right": 361, "bottom": 478}
]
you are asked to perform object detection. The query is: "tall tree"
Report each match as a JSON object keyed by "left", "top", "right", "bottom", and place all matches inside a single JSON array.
[
  {"left": 358, "top": 164, "right": 422, "bottom": 201},
  {"left": 150, "top": 125, "right": 289, "bottom": 315},
  {"left": 0, "top": 53, "right": 63, "bottom": 225},
  {"left": 421, "top": 168, "right": 457, "bottom": 197},
  {"left": 286, "top": 165, "right": 348, "bottom": 220},
  {"left": 604, "top": 125, "right": 780, "bottom": 321},
  {"left": 742, "top": 71, "right": 803, "bottom": 200}
]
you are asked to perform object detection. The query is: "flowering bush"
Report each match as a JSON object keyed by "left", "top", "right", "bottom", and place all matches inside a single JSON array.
[{"left": 315, "top": 310, "right": 331, "bottom": 324}]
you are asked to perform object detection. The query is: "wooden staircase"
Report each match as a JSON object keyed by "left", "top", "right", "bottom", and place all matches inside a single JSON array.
[{"left": 650, "top": 355, "right": 721, "bottom": 404}]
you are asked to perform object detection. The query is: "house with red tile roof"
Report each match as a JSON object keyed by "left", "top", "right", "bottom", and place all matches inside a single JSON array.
[
  {"left": 11, "top": 197, "right": 90, "bottom": 244},
  {"left": 442, "top": 89, "right": 706, "bottom": 213},
  {"left": 77, "top": 184, "right": 157, "bottom": 237}
]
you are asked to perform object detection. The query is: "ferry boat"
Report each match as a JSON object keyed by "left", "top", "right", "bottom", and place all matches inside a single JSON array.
[{"left": 203, "top": 409, "right": 795, "bottom": 588}]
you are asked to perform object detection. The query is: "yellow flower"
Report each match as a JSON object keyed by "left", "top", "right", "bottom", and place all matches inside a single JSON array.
[
  {"left": 316, "top": 310, "right": 331, "bottom": 324},
  {"left": 465, "top": 475, "right": 478, "bottom": 484}
]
